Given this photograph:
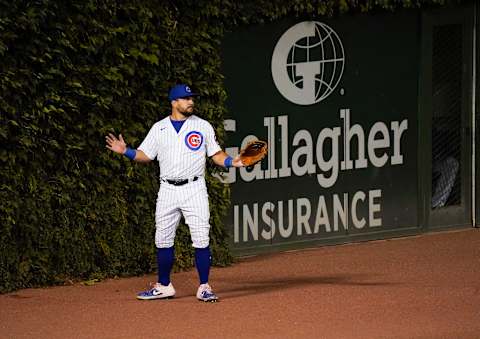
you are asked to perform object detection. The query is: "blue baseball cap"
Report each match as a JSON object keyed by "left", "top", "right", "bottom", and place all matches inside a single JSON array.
[{"left": 168, "top": 84, "right": 199, "bottom": 101}]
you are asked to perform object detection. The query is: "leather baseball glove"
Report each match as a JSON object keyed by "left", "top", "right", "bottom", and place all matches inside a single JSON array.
[{"left": 239, "top": 140, "right": 268, "bottom": 166}]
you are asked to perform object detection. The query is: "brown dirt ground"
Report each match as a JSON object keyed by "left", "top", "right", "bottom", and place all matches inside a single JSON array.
[{"left": 1, "top": 228, "right": 479, "bottom": 339}]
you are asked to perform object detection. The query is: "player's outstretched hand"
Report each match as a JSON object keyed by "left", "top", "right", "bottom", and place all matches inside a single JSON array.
[
  {"left": 106, "top": 133, "right": 127, "bottom": 155},
  {"left": 232, "top": 155, "right": 244, "bottom": 167}
]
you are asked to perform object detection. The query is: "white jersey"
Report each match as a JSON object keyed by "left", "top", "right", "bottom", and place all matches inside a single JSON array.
[{"left": 138, "top": 115, "right": 221, "bottom": 179}]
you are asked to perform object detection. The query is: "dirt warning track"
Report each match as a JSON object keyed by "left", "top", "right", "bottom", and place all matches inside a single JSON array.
[{"left": 1, "top": 228, "right": 479, "bottom": 339}]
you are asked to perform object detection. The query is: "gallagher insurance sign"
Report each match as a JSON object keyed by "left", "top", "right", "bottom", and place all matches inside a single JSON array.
[{"left": 220, "top": 12, "right": 420, "bottom": 254}]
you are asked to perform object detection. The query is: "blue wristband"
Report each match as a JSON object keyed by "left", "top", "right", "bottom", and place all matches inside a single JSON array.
[
  {"left": 224, "top": 156, "right": 233, "bottom": 168},
  {"left": 124, "top": 147, "right": 137, "bottom": 160}
]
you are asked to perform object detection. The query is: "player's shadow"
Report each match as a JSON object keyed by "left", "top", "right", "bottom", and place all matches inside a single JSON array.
[{"left": 216, "top": 274, "right": 399, "bottom": 300}]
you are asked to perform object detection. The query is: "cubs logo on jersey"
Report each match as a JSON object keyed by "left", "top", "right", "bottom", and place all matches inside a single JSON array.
[{"left": 185, "top": 131, "right": 204, "bottom": 151}]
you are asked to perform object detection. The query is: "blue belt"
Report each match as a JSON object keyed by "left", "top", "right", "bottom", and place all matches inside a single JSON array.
[{"left": 163, "top": 176, "right": 199, "bottom": 186}]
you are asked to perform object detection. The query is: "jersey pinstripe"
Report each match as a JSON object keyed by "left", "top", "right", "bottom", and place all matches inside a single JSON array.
[{"left": 138, "top": 115, "right": 221, "bottom": 179}]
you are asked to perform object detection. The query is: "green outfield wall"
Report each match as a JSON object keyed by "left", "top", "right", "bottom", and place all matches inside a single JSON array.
[{"left": 220, "top": 4, "right": 477, "bottom": 255}]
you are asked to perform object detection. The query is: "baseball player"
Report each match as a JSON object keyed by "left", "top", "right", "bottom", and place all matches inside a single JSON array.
[{"left": 105, "top": 84, "right": 244, "bottom": 302}]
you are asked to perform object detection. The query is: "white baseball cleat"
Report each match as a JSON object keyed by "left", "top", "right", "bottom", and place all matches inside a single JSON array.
[
  {"left": 196, "top": 283, "right": 219, "bottom": 302},
  {"left": 136, "top": 282, "right": 176, "bottom": 300}
]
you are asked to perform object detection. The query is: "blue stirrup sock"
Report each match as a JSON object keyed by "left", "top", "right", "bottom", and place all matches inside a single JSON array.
[
  {"left": 195, "top": 246, "right": 211, "bottom": 285},
  {"left": 156, "top": 246, "right": 174, "bottom": 286}
]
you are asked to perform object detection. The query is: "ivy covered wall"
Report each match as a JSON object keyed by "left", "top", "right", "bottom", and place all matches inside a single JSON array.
[{"left": 0, "top": 0, "right": 460, "bottom": 293}]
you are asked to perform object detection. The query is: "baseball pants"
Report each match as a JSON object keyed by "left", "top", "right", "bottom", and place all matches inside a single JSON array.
[{"left": 155, "top": 176, "right": 210, "bottom": 248}]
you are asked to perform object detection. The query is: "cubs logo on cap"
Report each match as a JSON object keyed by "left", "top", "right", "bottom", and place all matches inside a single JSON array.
[
  {"left": 185, "top": 131, "right": 203, "bottom": 151},
  {"left": 169, "top": 84, "right": 199, "bottom": 101}
]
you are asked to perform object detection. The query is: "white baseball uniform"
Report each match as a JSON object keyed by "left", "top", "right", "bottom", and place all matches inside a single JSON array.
[{"left": 138, "top": 115, "right": 221, "bottom": 248}]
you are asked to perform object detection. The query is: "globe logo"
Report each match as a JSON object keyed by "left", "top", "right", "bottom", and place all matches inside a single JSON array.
[{"left": 271, "top": 21, "right": 345, "bottom": 106}]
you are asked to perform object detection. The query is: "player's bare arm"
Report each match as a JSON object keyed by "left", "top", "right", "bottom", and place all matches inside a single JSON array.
[
  {"left": 105, "top": 133, "right": 152, "bottom": 163},
  {"left": 211, "top": 151, "right": 243, "bottom": 168}
]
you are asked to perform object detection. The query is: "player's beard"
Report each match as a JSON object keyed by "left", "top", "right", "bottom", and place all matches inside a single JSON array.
[{"left": 180, "top": 106, "right": 194, "bottom": 117}]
